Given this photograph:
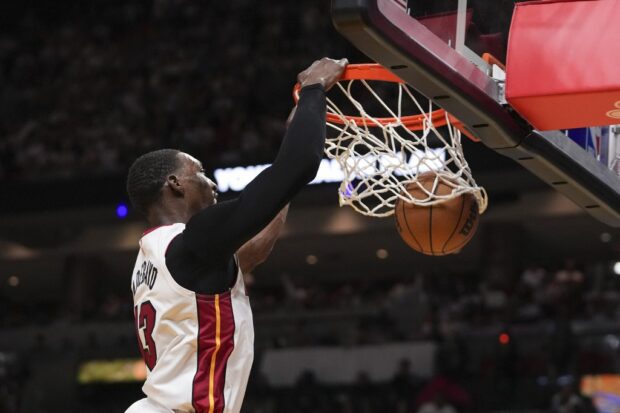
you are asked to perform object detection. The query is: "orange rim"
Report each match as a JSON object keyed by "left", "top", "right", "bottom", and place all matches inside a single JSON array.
[{"left": 292, "top": 63, "right": 478, "bottom": 141}]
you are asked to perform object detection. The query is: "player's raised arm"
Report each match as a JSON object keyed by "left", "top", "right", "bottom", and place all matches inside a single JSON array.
[
  {"left": 182, "top": 58, "right": 347, "bottom": 265},
  {"left": 234, "top": 104, "right": 302, "bottom": 273}
]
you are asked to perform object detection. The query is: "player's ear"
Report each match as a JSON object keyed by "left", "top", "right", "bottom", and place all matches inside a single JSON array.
[{"left": 166, "top": 174, "right": 185, "bottom": 196}]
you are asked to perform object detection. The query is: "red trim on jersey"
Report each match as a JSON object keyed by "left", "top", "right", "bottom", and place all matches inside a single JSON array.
[
  {"left": 192, "top": 297, "right": 215, "bottom": 413},
  {"left": 142, "top": 224, "right": 175, "bottom": 236},
  {"left": 192, "top": 292, "right": 236, "bottom": 413},
  {"left": 213, "top": 293, "right": 236, "bottom": 413}
]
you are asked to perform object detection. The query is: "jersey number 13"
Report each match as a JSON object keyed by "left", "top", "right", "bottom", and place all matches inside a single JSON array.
[{"left": 134, "top": 301, "right": 158, "bottom": 370}]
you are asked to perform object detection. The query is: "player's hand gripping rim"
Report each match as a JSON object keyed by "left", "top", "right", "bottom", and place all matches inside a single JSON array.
[{"left": 297, "top": 57, "right": 348, "bottom": 91}]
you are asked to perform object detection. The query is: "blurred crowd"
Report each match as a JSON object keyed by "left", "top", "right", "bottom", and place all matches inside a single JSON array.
[
  {"left": 0, "top": 1, "right": 616, "bottom": 412},
  {"left": 3, "top": 258, "right": 620, "bottom": 385},
  {"left": 0, "top": 343, "right": 600, "bottom": 413},
  {"left": 2, "top": 257, "right": 617, "bottom": 411},
  {"left": 2, "top": 258, "right": 619, "bottom": 340},
  {"left": 0, "top": 0, "right": 356, "bottom": 181}
]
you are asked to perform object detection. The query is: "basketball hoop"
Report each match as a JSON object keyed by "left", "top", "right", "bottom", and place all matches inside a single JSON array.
[{"left": 293, "top": 63, "right": 488, "bottom": 218}]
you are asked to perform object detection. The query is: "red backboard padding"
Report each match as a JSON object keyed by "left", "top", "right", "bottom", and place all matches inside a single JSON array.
[{"left": 506, "top": 0, "right": 620, "bottom": 130}]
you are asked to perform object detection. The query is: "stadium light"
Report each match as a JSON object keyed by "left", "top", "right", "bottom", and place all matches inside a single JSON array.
[
  {"left": 376, "top": 249, "right": 389, "bottom": 259},
  {"left": 116, "top": 203, "right": 129, "bottom": 219}
]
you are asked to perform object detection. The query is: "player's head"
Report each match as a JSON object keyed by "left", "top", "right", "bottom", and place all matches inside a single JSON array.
[{"left": 127, "top": 149, "right": 218, "bottom": 218}]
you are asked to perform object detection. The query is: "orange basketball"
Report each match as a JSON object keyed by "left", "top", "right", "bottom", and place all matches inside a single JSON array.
[{"left": 394, "top": 173, "right": 479, "bottom": 256}]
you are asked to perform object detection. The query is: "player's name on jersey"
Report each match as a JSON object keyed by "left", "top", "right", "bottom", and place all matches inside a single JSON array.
[{"left": 132, "top": 260, "right": 158, "bottom": 295}]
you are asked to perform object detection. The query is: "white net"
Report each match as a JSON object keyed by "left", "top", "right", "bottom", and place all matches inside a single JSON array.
[{"left": 323, "top": 77, "right": 488, "bottom": 218}]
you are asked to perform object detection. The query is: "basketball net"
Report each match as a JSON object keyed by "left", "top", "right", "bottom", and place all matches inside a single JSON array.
[{"left": 295, "top": 64, "right": 488, "bottom": 218}]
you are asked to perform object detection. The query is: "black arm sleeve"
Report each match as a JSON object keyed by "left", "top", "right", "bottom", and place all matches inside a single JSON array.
[{"left": 165, "top": 85, "right": 326, "bottom": 294}]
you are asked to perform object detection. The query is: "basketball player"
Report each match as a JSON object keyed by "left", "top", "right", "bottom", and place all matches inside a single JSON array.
[{"left": 124, "top": 57, "right": 348, "bottom": 413}]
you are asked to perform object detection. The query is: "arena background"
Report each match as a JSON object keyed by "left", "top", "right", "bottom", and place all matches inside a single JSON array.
[{"left": 1, "top": 0, "right": 620, "bottom": 412}]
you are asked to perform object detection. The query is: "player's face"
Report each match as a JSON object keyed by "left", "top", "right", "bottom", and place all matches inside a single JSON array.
[{"left": 176, "top": 153, "right": 218, "bottom": 213}]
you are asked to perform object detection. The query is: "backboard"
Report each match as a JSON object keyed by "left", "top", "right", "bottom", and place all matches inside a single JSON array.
[{"left": 331, "top": 0, "right": 620, "bottom": 226}]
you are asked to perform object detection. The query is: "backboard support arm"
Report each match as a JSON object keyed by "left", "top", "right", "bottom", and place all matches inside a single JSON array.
[{"left": 332, "top": 0, "right": 620, "bottom": 226}]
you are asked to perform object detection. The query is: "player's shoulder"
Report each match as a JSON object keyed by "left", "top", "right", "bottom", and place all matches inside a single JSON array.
[
  {"left": 142, "top": 223, "right": 186, "bottom": 238},
  {"left": 140, "top": 223, "right": 186, "bottom": 253}
]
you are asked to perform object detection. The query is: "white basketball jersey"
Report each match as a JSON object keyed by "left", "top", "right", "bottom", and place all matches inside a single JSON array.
[{"left": 130, "top": 224, "right": 254, "bottom": 413}]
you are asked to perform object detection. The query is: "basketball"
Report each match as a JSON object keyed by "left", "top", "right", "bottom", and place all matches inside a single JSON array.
[{"left": 394, "top": 173, "right": 479, "bottom": 255}]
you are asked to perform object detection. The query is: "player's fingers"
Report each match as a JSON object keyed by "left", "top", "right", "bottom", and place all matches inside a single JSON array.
[
  {"left": 297, "top": 60, "right": 320, "bottom": 82},
  {"left": 322, "top": 57, "right": 347, "bottom": 64}
]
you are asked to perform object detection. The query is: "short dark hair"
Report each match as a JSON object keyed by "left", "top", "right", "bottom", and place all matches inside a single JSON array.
[{"left": 127, "top": 149, "right": 181, "bottom": 215}]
